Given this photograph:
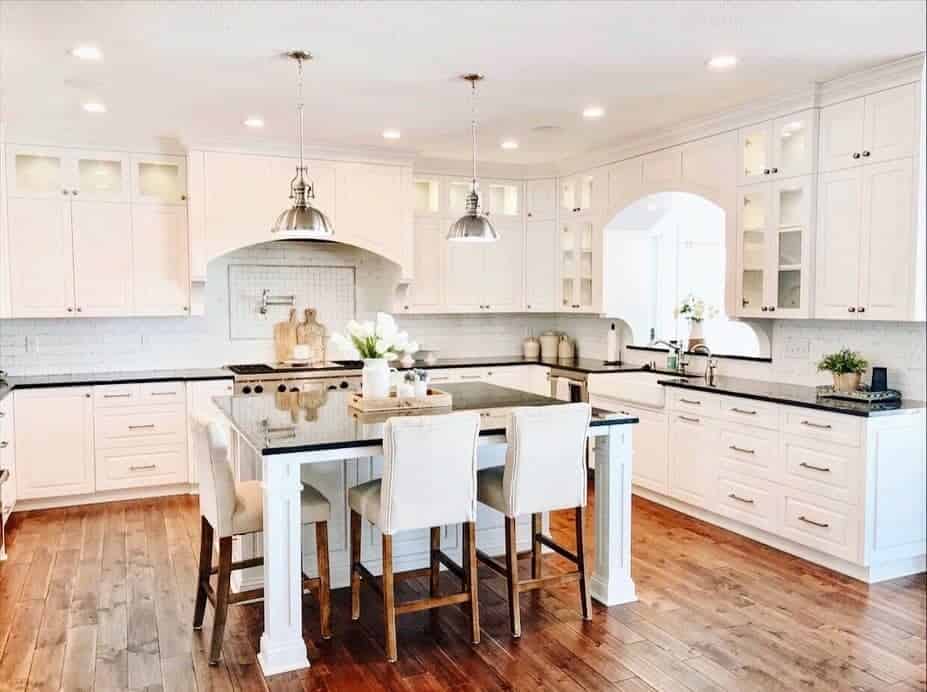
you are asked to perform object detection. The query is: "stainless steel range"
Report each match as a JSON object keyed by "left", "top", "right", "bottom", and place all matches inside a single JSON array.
[{"left": 226, "top": 361, "right": 363, "bottom": 396}]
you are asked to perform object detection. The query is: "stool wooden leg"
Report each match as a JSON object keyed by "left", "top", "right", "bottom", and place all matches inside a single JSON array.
[
  {"left": 504, "top": 516, "right": 521, "bottom": 638},
  {"left": 209, "top": 536, "right": 233, "bottom": 665},
  {"left": 315, "top": 521, "right": 332, "bottom": 639},
  {"left": 350, "top": 510, "right": 361, "bottom": 621},
  {"left": 193, "top": 516, "right": 213, "bottom": 630},
  {"left": 382, "top": 534, "right": 398, "bottom": 662},
  {"left": 531, "top": 513, "right": 542, "bottom": 580},
  {"left": 575, "top": 506, "right": 591, "bottom": 621},
  {"left": 429, "top": 526, "right": 441, "bottom": 598},
  {"left": 465, "top": 522, "right": 480, "bottom": 645}
]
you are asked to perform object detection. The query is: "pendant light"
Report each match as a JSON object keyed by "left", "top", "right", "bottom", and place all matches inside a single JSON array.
[
  {"left": 447, "top": 74, "right": 498, "bottom": 242},
  {"left": 272, "top": 51, "right": 334, "bottom": 238}
]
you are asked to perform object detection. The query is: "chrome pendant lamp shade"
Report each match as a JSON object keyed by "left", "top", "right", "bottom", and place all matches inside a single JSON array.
[
  {"left": 447, "top": 74, "right": 498, "bottom": 242},
  {"left": 272, "top": 51, "right": 334, "bottom": 238}
]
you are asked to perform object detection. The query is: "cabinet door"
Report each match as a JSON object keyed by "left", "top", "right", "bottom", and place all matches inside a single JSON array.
[
  {"left": 736, "top": 183, "right": 771, "bottom": 317},
  {"left": 815, "top": 169, "right": 863, "bottom": 319},
  {"left": 772, "top": 110, "right": 815, "bottom": 178},
  {"left": 74, "top": 151, "right": 130, "bottom": 202},
  {"left": 858, "top": 159, "right": 915, "bottom": 320},
  {"left": 7, "top": 197, "right": 75, "bottom": 317},
  {"left": 413, "top": 177, "right": 442, "bottom": 216},
  {"left": 738, "top": 121, "right": 774, "bottom": 183},
  {"left": 72, "top": 201, "right": 134, "bottom": 316},
  {"left": 819, "top": 98, "right": 865, "bottom": 173},
  {"left": 642, "top": 149, "right": 682, "bottom": 187},
  {"left": 524, "top": 219, "right": 557, "bottom": 311},
  {"left": 187, "top": 379, "right": 234, "bottom": 484},
  {"left": 6, "top": 145, "right": 73, "bottom": 199},
  {"left": 0, "top": 397, "right": 16, "bottom": 521},
  {"left": 404, "top": 217, "right": 444, "bottom": 311},
  {"left": 526, "top": 179, "right": 556, "bottom": 220},
  {"left": 863, "top": 83, "right": 918, "bottom": 164},
  {"left": 483, "top": 220, "right": 523, "bottom": 312},
  {"left": 668, "top": 413, "right": 717, "bottom": 510},
  {"left": 132, "top": 205, "right": 190, "bottom": 315},
  {"left": 444, "top": 241, "right": 484, "bottom": 311},
  {"left": 484, "top": 180, "right": 522, "bottom": 220},
  {"left": 131, "top": 154, "right": 187, "bottom": 204},
  {"left": 608, "top": 159, "right": 643, "bottom": 211},
  {"left": 14, "top": 387, "right": 94, "bottom": 500},
  {"left": 335, "top": 163, "right": 401, "bottom": 259},
  {"left": 770, "top": 176, "right": 813, "bottom": 317},
  {"left": 620, "top": 404, "right": 668, "bottom": 495}
]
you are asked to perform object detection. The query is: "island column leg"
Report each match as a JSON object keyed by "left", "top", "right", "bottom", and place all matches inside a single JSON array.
[
  {"left": 589, "top": 425, "right": 637, "bottom": 606},
  {"left": 257, "top": 454, "right": 310, "bottom": 675}
]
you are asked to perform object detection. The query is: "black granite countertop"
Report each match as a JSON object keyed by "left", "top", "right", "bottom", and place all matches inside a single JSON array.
[
  {"left": 0, "top": 368, "right": 232, "bottom": 397},
  {"left": 215, "top": 382, "right": 637, "bottom": 455},
  {"left": 396, "top": 355, "right": 650, "bottom": 374},
  {"left": 658, "top": 375, "right": 925, "bottom": 417}
]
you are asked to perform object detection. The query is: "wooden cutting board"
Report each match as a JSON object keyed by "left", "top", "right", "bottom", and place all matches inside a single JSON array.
[
  {"left": 273, "top": 308, "right": 299, "bottom": 363},
  {"left": 296, "top": 308, "right": 327, "bottom": 362}
]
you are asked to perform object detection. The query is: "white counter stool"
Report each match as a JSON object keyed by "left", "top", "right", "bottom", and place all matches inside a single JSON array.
[
  {"left": 348, "top": 411, "right": 482, "bottom": 663},
  {"left": 192, "top": 423, "right": 332, "bottom": 665},
  {"left": 476, "top": 402, "right": 592, "bottom": 638}
]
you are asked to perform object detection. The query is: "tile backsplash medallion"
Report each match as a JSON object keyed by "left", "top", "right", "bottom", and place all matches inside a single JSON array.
[{"left": 1, "top": 241, "right": 924, "bottom": 399}]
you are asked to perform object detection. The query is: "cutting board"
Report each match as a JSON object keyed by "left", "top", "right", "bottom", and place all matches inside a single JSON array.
[
  {"left": 273, "top": 309, "right": 299, "bottom": 363},
  {"left": 296, "top": 308, "right": 327, "bottom": 362}
]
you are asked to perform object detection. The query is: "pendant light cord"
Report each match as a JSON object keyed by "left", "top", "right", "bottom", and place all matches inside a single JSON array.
[
  {"left": 296, "top": 57, "right": 305, "bottom": 174},
  {"left": 470, "top": 79, "right": 477, "bottom": 191}
]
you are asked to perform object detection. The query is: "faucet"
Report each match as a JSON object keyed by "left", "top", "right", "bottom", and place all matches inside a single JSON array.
[
  {"left": 651, "top": 340, "right": 683, "bottom": 372},
  {"left": 690, "top": 343, "right": 718, "bottom": 384}
]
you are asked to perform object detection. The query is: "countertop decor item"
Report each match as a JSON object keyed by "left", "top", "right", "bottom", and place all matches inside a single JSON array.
[
  {"left": 605, "top": 323, "right": 619, "bottom": 364},
  {"left": 817, "top": 348, "right": 869, "bottom": 393},
  {"left": 273, "top": 309, "right": 300, "bottom": 363},
  {"left": 271, "top": 51, "right": 334, "bottom": 238},
  {"left": 296, "top": 308, "right": 326, "bottom": 362},
  {"left": 330, "top": 313, "right": 418, "bottom": 400},
  {"left": 557, "top": 335, "right": 575, "bottom": 360},
  {"left": 522, "top": 336, "right": 540, "bottom": 359},
  {"left": 349, "top": 387, "right": 453, "bottom": 412},
  {"left": 539, "top": 331, "right": 560, "bottom": 359},
  {"left": 674, "top": 294, "right": 717, "bottom": 350}
]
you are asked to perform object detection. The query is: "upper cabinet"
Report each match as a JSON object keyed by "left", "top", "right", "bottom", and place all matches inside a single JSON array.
[
  {"left": 739, "top": 109, "right": 817, "bottom": 184},
  {"left": 561, "top": 173, "right": 595, "bottom": 216},
  {"left": 559, "top": 219, "right": 597, "bottom": 312},
  {"left": 525, "top": 179, "right": 557, "bottom": 220},
  {"left": 444, "top": 218, "right": 524, "bottom": 313},
  {"left": 335, "top": 162, "right": 407, "bottom": 266},
  {"left": 131, "top": 154, "right": 187, "bottom": 204},
  {"left": 819, "top": 83, "right": 919, "bottom": 173}
]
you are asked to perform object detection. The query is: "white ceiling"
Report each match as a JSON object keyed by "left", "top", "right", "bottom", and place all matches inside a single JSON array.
[{"left": 2, "top": 1, "right": 924, "bottom": 164}]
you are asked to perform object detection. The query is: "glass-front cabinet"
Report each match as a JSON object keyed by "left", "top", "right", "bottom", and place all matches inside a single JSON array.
[
  {"left": 738, "top": 110, "right": 816, "bottom": 184},
  {"left": 413, "top": 177, "right": 442, "bottom": 216},
  {"left": 6, "top": 146, "right": 129, "bottom": 202},
  {"left": 561, "top": 174, "right": 594, "bottom": 216},
  {"left": 560, "top": 219, "right": 595, "bottom": 311},
  {"left": 736, "top": 176, "right": 813, "bottom": 318},
  {"left": 131, "top": 154, "right": 187, "bottom": 204}
]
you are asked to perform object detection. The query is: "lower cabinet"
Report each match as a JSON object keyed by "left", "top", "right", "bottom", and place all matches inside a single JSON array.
[
  {"left": 608, "top": 403, "right": 668, "bottom": 494},
  {"left": 667, "top": 412, "right": 718, "bottom": 510},
  {"left": 0, "top": 396, "right": 16, "bottom": 525},
  {"left": 186, "top": 379, "right": 235, "bottom": 484}
]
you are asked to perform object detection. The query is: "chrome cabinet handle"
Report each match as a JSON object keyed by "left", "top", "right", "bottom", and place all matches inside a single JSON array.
[
  {"left": 0, "top": 411, "right": 4, "bottom": 418},
  {"left": 800, "top": 420, "right": 832, "bottom": 430},
  {"left": 799, "top": 515, "right": 829, "bottom": 529},
  {"left": 861, "top": 150, "right": 870, "bottom": 157},
  {"left": 729, "top": 445, "right": 755, "bottom": 455},
  {"left": 799, "top": 461, "right": 831, "bottom": 473},
  {"left": 770, "top": 167, "right": 778, "bottom": 174},
  {"left": 852, "top": 152, "right": 861, "bottom": 159},
  {"left": 857, "top": 306, "right": 866, "bottom": 313},
  {"left": 150, "top": 391, "right": 176, "bottom": 396},
  {"left": 679, "top": 415, "right": 700, "bottom": 423},
  {"left": 128, "top": 424, "right": 156, "bottom": 430},
  {"left": 680, "top": 398, "right": 701, "bottom": 405},
  {"left": 731, "top": 408, "right": 756, "bottom": 415},
  {"left": 848, "top": 306, "right": 856, "bottom": 313},
  {"left": 104, "top": 393, "right": 132, "bottom": 399},
  {"left": 129, "top": 464, "right": 157, "bottom": 471},
  {"left": 430, "top": 377, "right": 450, "bottom": 382},
  {"left": 0, "top": 441, "right": 8, "bottom": 449},
  {"left": 460, "top": 375, "right": 481, "bottom": 380},
  {"left": 728, "top": 493, "right": 755, "bottom": 504}
]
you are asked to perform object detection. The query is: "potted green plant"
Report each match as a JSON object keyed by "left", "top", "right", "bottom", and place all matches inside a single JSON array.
[{"left": 817, "top": 348, "right": 869, "bottom": 393}]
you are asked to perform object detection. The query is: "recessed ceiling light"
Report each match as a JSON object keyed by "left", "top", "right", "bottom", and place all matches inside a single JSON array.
[
  {"left": 500, "top": 139, "right": 519, "bottom": 150},
  {"left": 582, "top": 105, "right": 605, "bottom": 120},
  {"left": 707, "top": 55, "right": 738, "bottom": 71},
  {"left": 82, "top": 102, "right": 106, "bottom": 114},
  {"left": 70, "top": 44, "right": 103, "bottom": 61},
  {"left": 243, "top": 116, "right": 265, "bottom": 128},
  {"left": 382, "top": 129, "right": 401, "bottom": 140}
]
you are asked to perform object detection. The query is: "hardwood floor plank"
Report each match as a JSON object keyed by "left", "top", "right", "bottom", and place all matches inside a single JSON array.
[
  {"left": 0, "top": 599, "right": 45, "bottom": 692},
  {"left": 95, "top": 503, "right": 129, "bottom": 690},
  {"left": 60, "top": 624, "right": 98, "bottom": 692}
]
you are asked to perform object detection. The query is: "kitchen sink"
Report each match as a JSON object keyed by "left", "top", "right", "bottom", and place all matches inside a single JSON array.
[{"left": 588, "top": 371, "right": 673, "bottom": 409}]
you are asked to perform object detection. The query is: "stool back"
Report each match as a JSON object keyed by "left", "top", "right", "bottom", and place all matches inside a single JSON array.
[
  {"left": 198, "top": 422, "right": 237, "bottom": 538},
  {"left": 503, "top": 403, "right": 591, "bottom": 516},
  {"left": 380, "top": 411, "right": 481, "bottom": 535}
]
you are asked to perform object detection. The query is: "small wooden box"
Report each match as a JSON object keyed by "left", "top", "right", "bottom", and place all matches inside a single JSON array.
[{"left": 349, "top": 388, "right": 453, "bottom": 412}]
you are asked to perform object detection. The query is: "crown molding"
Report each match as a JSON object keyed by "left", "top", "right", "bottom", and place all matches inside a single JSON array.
[
  {"left": 412, "top": 156, "right": 556, "bottom": 181},
  {"left": 816, "top": 53, "right": 925, "bottom": 107}
]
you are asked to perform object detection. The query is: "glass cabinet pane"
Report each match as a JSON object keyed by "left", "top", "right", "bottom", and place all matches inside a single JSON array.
[
  {"left": 78, "top": 157, "right": 124, "bottom": 196},
  {"left": 776, "top": 118, "right": 809, "bottom": 175},
  {"left": 741, "top": 270, "right": 764, "bottom": 311},
  {"left": 777, "top": 270, "right": 801, "bottom": 309},
  {"left": 137, "top": 161, "right": 183, "bottom": 203},
  {"left": 14, "top": 154, "right": 63, "bottom": 195},
  {"left": 777, "top": 187, "right": 805, "bottom": 228},
  {"left": 741, "top": 189, "right": 767, "bottom": 232},
  {"left": 778, "top": 230, "right": 802, "bottom": 267},
  {"left": 579, "top": 175, "right": 593, "bottom": 211},
  {"left": 488, "top": 183, "right": 519, "bottom": 216},
  {"left": 741, "top": 128, "right": 770, "bottom": 178},
  {"left": 561, "top": 179, "right": 576, "bottom": 212},
  {"left": 414, "top": 179, "right": 440, "bottom": 214}
]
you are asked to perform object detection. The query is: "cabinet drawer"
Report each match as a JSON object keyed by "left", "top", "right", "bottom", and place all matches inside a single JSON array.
[
  {"left": 95, "top": 445, "right": 187, "bottom": 490},
  {"left": 139, "top": 381, "right": 186, "bottom": 405},
  {"left": 781, "top": 407, "right": 862, "bottom": 447},
  {"left": 780, "top": 435, "right": 857, "bottom": 504},
  {"left": 718, "top": 426, "right": 779, "bottom": 478},
  {"left": 668, "top": 389, "right": 720, "bottom": 416},
  {"left": 780, "top": 491, "right": 858, "bottom": 561},
  {"left": 718, "top": 396, "right": 779, "bottom": 431},
  {"left": 95, "top": 408, "right": 186, "bottom": 448},
  {"left": 94, "top": 384, "right": 140, "bottom": 407},
  {"left": 717, "top": 473, "right": 777, "bottom": 533}
]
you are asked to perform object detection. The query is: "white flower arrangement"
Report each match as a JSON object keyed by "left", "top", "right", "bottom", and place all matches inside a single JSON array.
[
  {"left": 673, "top": 294, "right": 718, "bottom": 323},
  {"left": 329, "top": 312, "right": 419, "bottom": 361}
]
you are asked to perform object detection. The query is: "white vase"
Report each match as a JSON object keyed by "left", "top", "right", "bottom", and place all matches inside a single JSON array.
[
  {"left": 362, "top": 358, "right": 393, "bottom": 399},
  {"left": 687, "top": 320, "right": 705, "bottom": 350}
]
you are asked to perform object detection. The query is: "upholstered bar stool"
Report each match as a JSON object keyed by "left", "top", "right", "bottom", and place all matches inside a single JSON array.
[
  {"left": 348, "top": 411, "right": 482, "bottom": 663},
  {"left": 476, "top": 402, "right": 592, "bottom": 637},
  {"left": 193, "top": 423, "right": 332, "bottom": 665}
]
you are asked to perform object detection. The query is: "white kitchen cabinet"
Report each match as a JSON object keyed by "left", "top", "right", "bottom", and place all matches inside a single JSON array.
[
  {"left": 186, "top": 379, "right": 234, "bottom": 484},
  {"left": 444, "top": 240, "right": 484, "bottom": 311},
  {"left": 14, "top": 387, "right": 95, "bottom": 500},
  {"left": 560, "top": 173, "right": 596, "bottom": 217},
  {"left": 413, "top": 177, "right": 442, "bottom": 216},
  {"left": 739, "top": 109, "right": 817, "bottom": 184},
  {"left": 0, "top": 397, "right": 16, "bottom": 525},
  {"left": 819, "top": 83, "right": 918, "bottom": 172},
  {"left": 559, "top": 219, "right": 596, "bottom": 312},
  {"left": 484, "top": 180, "right": 522, "bottom": 219},
  {"left": 668, "top": 411, "right": 718, "bottom": 510},
  {"left": 336, "top": 162, "right": 405, "bottom": 261},
  {"left": 6, "top": 145, "right": 71, "bottom": 199},
  {"left": 444, "top": 219, "right": 524, "bottom": 313},
  {"left": 735, "top": 176, "right": 813, "bottom": 318},
  {"left": 816, "top": 158, "right": 917, "bottom": 320},
  {"left": 524, "top": 219, "right": 558, "bottom": 312},
  {"left": 401, "top": 216, "right": 444, "bottom": 312},
  {"left": 525, "top": 179, "right": 556, "bottom": 220},
  {"left": 72, "top": 201, "right": 134, "bottom": 316},
  {"left": 131, "top": 154, "right": 187, "bottom": 205},
  {"left": 607, "top": 158, "right": 643, "bottom": 211},
  {"left": 614, "top": 403, "right": 668, "bottom": 495},
  {"left": 75, "top": 151, "right": 131, "bottom": 203},
  {"left": 641, "top": 149, "right": 682, "bottom": 187},
  {"left": 132, "top": 204, "right": 190, "bottom": 315}
]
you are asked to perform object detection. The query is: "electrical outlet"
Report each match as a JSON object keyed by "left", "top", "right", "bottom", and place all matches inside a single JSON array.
[{"left": 782, "top": 336, "right": 810, "bottom": 359}]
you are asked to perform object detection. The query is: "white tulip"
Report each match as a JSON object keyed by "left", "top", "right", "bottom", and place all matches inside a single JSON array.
[
  {"left": 405, "top": 341, "right": 419, "bottom": 355},
  {"left": 375, "top": 313, "right": 398, "bottom": 341}
]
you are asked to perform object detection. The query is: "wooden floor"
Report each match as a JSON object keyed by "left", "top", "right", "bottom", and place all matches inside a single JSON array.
[{"left": 1, "top": 490, "right": 924, "bottom": 692}]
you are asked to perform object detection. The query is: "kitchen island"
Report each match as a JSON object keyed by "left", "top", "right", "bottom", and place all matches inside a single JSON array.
[{"left": 215, "top": 382, "right": 638, "bottom": 675}]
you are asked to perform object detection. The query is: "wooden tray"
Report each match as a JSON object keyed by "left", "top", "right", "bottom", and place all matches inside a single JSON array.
[{"left": 349, "top": 388, "right": 452, "bottom": 412}]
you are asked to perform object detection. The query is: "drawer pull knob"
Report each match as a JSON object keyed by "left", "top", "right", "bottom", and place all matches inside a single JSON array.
[
  {"left": 729, "top": 445, "right": 755, "bottom": 455},
  {"left": 0, "top": 441, "right": 7, "bottom": 449},
  {"left": 129, "top": 464, "right": 158, "bottom": 472},
  {"left": 731, "top": 408, "right": 756, "bottom": 415},
  {"left": 799, "top": 462, "right": 831, "bottom": 473},
  {"left": 680, "top": 398, "right": 701, "bottom": 405},
  {"left": 798, "top": 515, "right": 829, "bottom": 529},
  {"left": 800, "top": 420, "right": 832, "bottom": 430},
  {"left": 728, "top": 493, "right": 755, "bottom": 504},
  {"left": 104, "top": 393, "right": 132, "bottom": 399},
  {"left": 679, "top": 415, "right": 700, "bottom": 423},
  {"left": 128, "top": 424, "right": 156, "bottom": 430}
]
